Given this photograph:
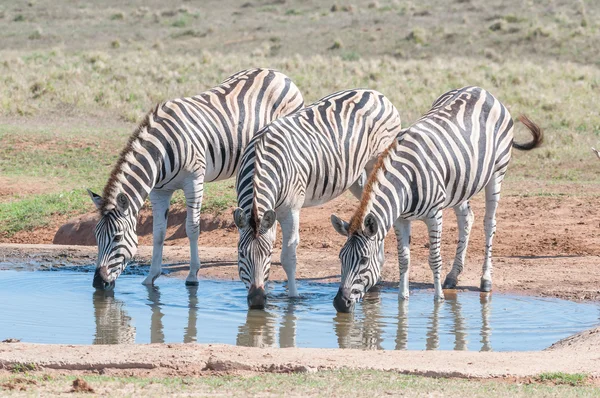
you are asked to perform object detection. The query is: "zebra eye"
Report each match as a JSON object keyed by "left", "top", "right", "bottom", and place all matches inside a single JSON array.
[
  {"left": 359, "top": 256, "right": 369, "bottom": 266},
  {"left": 114, "top": 234, "right": 123, "bottom": 243}
]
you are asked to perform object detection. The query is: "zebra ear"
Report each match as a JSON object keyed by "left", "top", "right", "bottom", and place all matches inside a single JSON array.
[
  {"left": 330, "top": 214, "right": 349, "bottom": 236},
  {"left": 116, "top": 193, "right": 130, "bottom": 213},
  {"left": 363, "top": 213, "right": 378, "bottom": 238},
  {"left": 261, "top": 210, "right": 277, "bottom": 230},
  {"left": 233, "top": 208, "right": 248, "bottom": 229},
  {"left": 87, "top": 189, "right": 104, "bottom": 210}
]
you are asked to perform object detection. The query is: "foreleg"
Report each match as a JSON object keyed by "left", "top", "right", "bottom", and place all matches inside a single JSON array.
[{"left": 142, "top": 189, "right": 174, "bottom": 285}]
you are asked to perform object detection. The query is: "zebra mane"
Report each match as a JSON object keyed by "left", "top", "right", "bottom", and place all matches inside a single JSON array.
[
  {"left": 348, "top": 141, "right": 397, "bottom": 235},
  {"left": 249, "top": 132, "right": 268, "bottom": 236},
  {"left": 100, "top": 104, "right": 158, "bottom": 214}
]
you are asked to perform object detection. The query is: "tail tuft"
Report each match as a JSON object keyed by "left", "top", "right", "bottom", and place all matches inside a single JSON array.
[{"left": 513, "top": 115, "right": 543, "bottom": 151}]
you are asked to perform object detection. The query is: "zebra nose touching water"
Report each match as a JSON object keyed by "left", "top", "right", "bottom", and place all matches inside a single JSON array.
[
  {"left": 233, "top": 89, "right": 404, "bottom": 309},
  {"left": 331, "top": 86, "right": 543, "bottom": 312},
  {"left": 87, "top": 68, "right": 304, "bottom": 290}
]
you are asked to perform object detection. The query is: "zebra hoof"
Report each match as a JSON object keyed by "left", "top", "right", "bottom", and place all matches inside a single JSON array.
[
  {"left": 185, "top": 280, "right": 200, "bottom": 286},
  {"left": 480, "top": 280, "right": 492, "bottom": 292},
  {"left": 442, "top": 276, "right": 458, "bottom": 289}
]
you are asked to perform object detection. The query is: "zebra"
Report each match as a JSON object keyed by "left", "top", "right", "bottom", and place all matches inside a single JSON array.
[
  {"left": 87, "top": 68, "right": 304, "bottom": 290},
  {"left": 330, "top": 86, "right": 543, "bottom": 312},
  {"left": 233, "top": 89, "right": 403, "bottom": 309}
]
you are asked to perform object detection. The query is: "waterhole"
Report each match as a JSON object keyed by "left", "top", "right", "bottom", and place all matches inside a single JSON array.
[{"left": 0, "top": 267, "right": 598, "bottom": 351}]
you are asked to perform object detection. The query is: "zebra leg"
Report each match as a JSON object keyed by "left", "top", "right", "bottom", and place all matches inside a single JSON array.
[
  {"left": 348, "top": 170, "right": 367, "bottom": 200},
  {"left": 443, "top": 201, "right": 474, "bottom": 289},
  {"left": 279, "top": 208, "right": 300, "bottom": 298},
  {"left": 424, "top": 210, "right": 444, "bottom": 301},
  {"left": 142, "top": 190, "right": 174, "bottom": 285},
  {"left": 393, "top": 218, "right": 411, "bottom": 300},
  {"left": 481, "top": 174, "right": 503, "bottom": 292},
  {"left": 183, "top": 175, "right": 205, "bottom": 286}
]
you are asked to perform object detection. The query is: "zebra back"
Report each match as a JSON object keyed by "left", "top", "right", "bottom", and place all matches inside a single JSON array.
[
  {"left": 100, "top": 68, "right": 304, "bottom": 214},
  {"left": 236, "top": 89, "right": 403, "bottom": 233}
]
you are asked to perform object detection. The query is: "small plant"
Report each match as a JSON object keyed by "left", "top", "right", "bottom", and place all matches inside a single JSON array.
[
  {"left": 10, "top": 363, "right": 37, "bottom": 373},
  {"left": 171, "top": 16, "right": 188, "bottom": 27},
  {"left": 111, "top": 40, "right": 120, "bottom": 49},
  {"left": 503, "top": 14, "right": 523, "bottom": 23},
  {"left": 285, "top": 9, "right": 301, "bottom": 16},
  {"left": 489, "top": 19, "right": 506, "bottom": 32},
  {"left": 329, "top": 39, "right": 343, "bottom": 50},
  {"left": 406, "top": 28, "right": 427, "bottom": 44},
  {"left": 536, "top": 372, "right": 588, "bottom": 386},
  {"left": 110, "top": 12, "right": 125, "bottom": 20},
  {"left": 28, "top": 28, "right": 42, "bottom": 40},
  {"left": 341, "top": 51, "right": 360, "bottom": 61},
  {"left": 13, "top": 14, "right": 25, "bottom": 22}
]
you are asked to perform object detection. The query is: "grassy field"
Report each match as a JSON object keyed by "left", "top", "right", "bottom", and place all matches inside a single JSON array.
[
  {"left": 1, "top": 0, "right": 600, "bottom": 238},
  {"left": 1, "top": 370, "right": 598, "bottom": 397}
]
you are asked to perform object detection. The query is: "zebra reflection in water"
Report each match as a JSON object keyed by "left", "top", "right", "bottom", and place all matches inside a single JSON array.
[
  {"left": 92, "top": 290, "right": 136, "bottom": 344},
  {"left": 334, "top": 289, "right": 384, "bottom": 350},
  {"left": 334, "top": 292, "right": 492, "bottom": 351},
  {"left": 143, "top": 285, "right": 201, "bottom": 344},
  {"left": 236, "top": 300, "right": 297, "bottom": 348}
]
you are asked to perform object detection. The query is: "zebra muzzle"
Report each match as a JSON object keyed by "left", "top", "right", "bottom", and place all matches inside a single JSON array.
[
  {"left": 333, "top": 288, "right": 355, "bottom": 313},
  {"left": 247, "top": 284, "right": 267, "bottom": 310},
  {"left": 93, "top": 268, "right": 115, "bottom": 291}
]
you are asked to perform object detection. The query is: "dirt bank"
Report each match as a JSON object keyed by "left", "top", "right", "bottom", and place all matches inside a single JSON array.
[{"left": 1, "top": 326, "right": 599, "bottom": 379}]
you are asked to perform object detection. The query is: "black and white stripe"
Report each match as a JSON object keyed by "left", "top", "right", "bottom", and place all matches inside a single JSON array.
[
  {"left": 88, "top": 68, "right": 304, "bottom": 289},
  {"left": 331, "top": 86, "right": 542, "bottom": 312},
  {"left": 233, "top": 89, "right": 403, "bottom": 308}
]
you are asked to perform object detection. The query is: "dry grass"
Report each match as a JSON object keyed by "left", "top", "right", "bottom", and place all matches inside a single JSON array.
[{"left": 1, "top": 0, "right": 600, "bottom": 235}]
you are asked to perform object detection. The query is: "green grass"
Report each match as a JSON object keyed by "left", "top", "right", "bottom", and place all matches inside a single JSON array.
[
  {"left": 536, "top": 372, "right": 589, "bottom": 386},
  {"left": 0, "top": 190, "right": 90, "bottom": 236},
  {"left": 0, "top": 371, "right": 598, "bottom": 397}
]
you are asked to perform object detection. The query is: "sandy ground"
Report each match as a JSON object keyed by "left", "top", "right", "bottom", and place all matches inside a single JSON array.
[{"left": 0, "top": 326, "right": 599, "bottom": 379}]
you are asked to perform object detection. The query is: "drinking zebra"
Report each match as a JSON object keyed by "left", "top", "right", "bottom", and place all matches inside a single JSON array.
[
  {"left": 233, "top": 89, "right": 403, "bottom": 308},
  {"left": 331, "top": 86, "right": 543, "bottom": 312},
  {"left": 88, "top": 68, "right": 304, "bottom": 290}
]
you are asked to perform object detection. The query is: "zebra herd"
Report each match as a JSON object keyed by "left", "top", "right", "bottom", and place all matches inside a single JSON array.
[{"left": 88, "top": 68, "right": 543, "bottom": 313}]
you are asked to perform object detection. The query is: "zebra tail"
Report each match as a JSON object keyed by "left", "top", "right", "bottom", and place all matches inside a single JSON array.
[{"left": 513, "top": 114, "right": 544, "bottom": 151}]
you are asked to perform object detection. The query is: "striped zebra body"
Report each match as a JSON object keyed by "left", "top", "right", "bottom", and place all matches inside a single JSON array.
[
  {"left": 233, "top": 89, "right": 403, "bottom": 308},
  {"left": 331, "top": 86, "right": 542, "bottom": 312},
  {"left": 88, "top": 68, "right": 304, "bottom": 289}
]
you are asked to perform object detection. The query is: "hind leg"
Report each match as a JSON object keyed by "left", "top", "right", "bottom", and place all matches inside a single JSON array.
[
  {"left": 443, "top": 201, "right": 474, "bottom": 289},
  {"left": 481, "top": 172, "right": 505, "bottom": 292},
  {"left": 183, "top": 172, "right": 205, "bottom": 286},
  {"left": 348, "top": 170, "right": 367, "bottom": 200}
]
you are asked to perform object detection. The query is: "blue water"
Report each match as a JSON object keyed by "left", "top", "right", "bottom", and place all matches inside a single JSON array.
[{"left": 0, "top": 268, "right": 598, "bottom": 351}]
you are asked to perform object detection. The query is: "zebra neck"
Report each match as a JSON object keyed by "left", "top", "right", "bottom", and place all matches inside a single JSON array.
[
  {"left": 370, "top": 182, "right": 408, "bottom": 239},
  {"left": 103, "top": 157, "right": 158, "bottom": 215}
]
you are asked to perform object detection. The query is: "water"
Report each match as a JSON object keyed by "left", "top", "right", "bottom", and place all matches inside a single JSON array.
[{"left": 0, "top": 268, "right": 598, "bottom": 351}]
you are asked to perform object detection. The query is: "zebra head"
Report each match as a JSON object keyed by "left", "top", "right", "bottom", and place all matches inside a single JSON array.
[
  {"left": 88, "top": 190, "right": 138, "bottom": 290},
  {"left": 331, "top": 213, "right": 384, "bottom": 313},
  {"left": 233, "top": 207, "right": 277, "bottom": 309}
]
